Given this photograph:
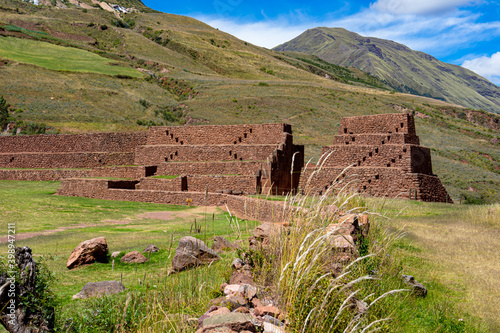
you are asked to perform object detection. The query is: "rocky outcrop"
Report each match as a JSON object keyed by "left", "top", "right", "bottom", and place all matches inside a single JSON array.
[
  {"left": 169, "top": 236, "right": 220, "bottom": 274},
  {"left": 67, "top": 237, "right": 108, "bottom": 269},
  {"left": 72, "top": 281, "right": 125, "bottom": 299}
]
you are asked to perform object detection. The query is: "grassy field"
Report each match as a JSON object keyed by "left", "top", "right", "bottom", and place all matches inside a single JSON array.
[
  {"left": 0, "top": 180, "right": 498, "bottom": 331},
  {"left": 0, "top": 180, "right": 258, "bottom": 333},
  {"left": 367, "top": 198, "right": 500, "bottom": 332},
  {"left": 0, "top": 36, "right": 143, "bottom": 77}
]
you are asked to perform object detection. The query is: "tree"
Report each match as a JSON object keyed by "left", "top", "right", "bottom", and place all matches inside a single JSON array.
[{"left": 0, "top": 96, "right": 11, "bottom": 131}]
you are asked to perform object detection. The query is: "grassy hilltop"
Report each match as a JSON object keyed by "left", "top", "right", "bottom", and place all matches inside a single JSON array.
[{"left": 0, "top": 0, "right": 498, "bottom": 202}]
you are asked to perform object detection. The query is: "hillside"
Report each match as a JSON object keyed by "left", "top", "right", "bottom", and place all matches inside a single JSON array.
[
  {"left": 0, "top": 0, "right": 498, "bottom": 203},
  {"left": 274, "top": 27, "right": 500, "bottom": 114}
]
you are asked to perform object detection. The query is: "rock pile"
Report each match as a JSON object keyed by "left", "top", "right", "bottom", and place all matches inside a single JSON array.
[{"left": 197, "top": 255, "right": 284, "bottom": 333}]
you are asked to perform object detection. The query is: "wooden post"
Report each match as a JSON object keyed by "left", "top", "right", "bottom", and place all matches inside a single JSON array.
[{"left": 112, "top": 259, "right": 115, "bottom": 271}]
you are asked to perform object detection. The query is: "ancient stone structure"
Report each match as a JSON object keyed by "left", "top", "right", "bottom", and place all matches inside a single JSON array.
[
  {"left": 0, "top": 117, "right": 451, "bottom": 209},
  {"left": 302, "top": 113, "right": 452, "bottom": 202}
]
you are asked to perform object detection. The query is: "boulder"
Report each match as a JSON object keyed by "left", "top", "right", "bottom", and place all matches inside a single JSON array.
[
  {"left": 254, "top": 306, "right": 280, "bottom": 318},
  {"left": 224, "top": 284, "right": 241, "bottom": 297},
  {"left": 230, "top": 271, "right": 255, "bottom": 286},
  {"left": 263, "top": 322, "right": 284, "bottom": 333},
  {"left": 67, "top": 237, "right": 108, "bottom": 269},
  {"left": 221, "top": 295, "right": 248, "bottom": 311},
  {"left": 402, "top": 275, "right": 427, "bottom": 298},
  {"left": 72, "top": 280, "right": 125, "bottom": 299},
  {"left": 198, "top": 306, "right": 232, "bottom": 328},
  {"left": 330, "top": 235, "right": 355, "bottom": 253},
  {"left": 234, "top": 307, "right": 250, "bottom": 313},
  {"left": 231, "top": 258, "right": 244, "bottom": 270},
  {"left": 253, "top": 223, "right": 281, "bottom": 240},
  {"left": 143, "top": 244, "right": 160, "bottom": 253},
  {"left": 238, "top": 284, "right": 257, "bottom": 300},
  {"left": 212, "top": 236, "right": 239, "bottom": 253},
  {"left": 199, "top": 313, "right": 257, "bottom": 333},
  {"left": 169, "top": 236, "right": 220, "bottom": 274},
  {"left": 111, "top": 251, "right": 122, "bottom": 258},
  {"left": 121, "top": 251, "right": 149, "bottom": 263},
  {"left": 251, "top": 298, "right": 263, "bottom": 308}
]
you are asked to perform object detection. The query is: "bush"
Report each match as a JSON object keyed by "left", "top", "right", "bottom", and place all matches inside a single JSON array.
[{"left": 0, "top": 95, "right": 11, "bottom": 131}]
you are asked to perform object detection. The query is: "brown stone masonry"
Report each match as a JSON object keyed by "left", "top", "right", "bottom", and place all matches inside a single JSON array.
[{"left": 303, "top": 113, "right": 451, "bottom": 203}]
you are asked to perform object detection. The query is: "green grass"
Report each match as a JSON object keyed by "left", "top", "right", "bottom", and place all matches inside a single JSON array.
[
  {"left": 0, "top": 180, "right": 258, "bottom": 318},
  {"left": 0, "top": 36, "right": 143, "bottom": 77},
  {"left": 0, "top": 181, "right": 498, "bottom": 331},
  {"left": 150, "top": 174, "right": 179, "bottom": 179}
]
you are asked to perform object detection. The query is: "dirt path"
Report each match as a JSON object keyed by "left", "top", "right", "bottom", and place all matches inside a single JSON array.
[{"left": 0, "top": 207, "right": 221, "bottom": 243}]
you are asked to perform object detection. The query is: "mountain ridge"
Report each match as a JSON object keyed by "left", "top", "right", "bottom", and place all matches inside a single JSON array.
[{"left": 274, "top": 27, "right": 500, "bottom": 114}]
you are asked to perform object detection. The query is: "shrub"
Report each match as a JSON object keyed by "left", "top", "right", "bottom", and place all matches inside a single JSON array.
[{"left": 0, "top": 95, "right": 11, "bottom": 131}]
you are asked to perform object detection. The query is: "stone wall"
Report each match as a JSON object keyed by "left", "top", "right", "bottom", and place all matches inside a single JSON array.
[
  {"left": 0, "top": 169, "right": 92, "bottom": 181},
  {"left": 146, "top": 123, "right": 291, "bottom": 146},
  {"left": 56, "top": 178, "right": 293, "bottom": 222},
  {"left": 156, "top": 161, "right": 265, "bottom": 177},
  {"left": 318, "top": 145, "right": 432, "bottom": 174},
  {"left": 303, "top": 113, "right": 450, "bottom": 203},
  {"left": 224, "top": 195, "right": 293, "bottom": 223},
  {"left": 0, "top": 132, "right": 147, "bottom": 153},
  {"left": 339, "top": 113, "right": 416, "bottom": 135},
  {"left": 333, "top": 133, "right": 419, "bottom": 145},
  {"left": 134, "top": 144, "right": 279, "bottom": 165},
  {"left": 0, "top": 152, "right": 135, "bottom": 169}
]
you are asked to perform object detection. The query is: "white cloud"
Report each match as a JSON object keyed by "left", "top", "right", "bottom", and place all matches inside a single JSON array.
[
  {"left": 462, "top": 52, "right": 500, "bottom": 84},
  {"left": 370, "top": 0, "right": 476, "bottom": 15},
  {"left": 197, "top": 16, "right": 308, "bottom": 49},
  {"left": 198, "top": 8, "right": 500, "bottom": 57}
]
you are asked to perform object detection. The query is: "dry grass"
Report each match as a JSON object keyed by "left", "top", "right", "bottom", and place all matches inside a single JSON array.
[{"left": 372, "top": 199, "right": 500, "bottom": 331}]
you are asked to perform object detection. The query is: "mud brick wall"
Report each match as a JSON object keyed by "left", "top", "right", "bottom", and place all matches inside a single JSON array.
[
  {"left": 156, "top": 161, "right": 266, "bottom": 177},
  {"left": 146, "top": 123, "right": 291, "bottom": 146},
  {"left": 0, "top": 152, "right": 135, "bottom": 169},
  {"left": 339, "top": 113, "right": 416, "bottom": 136},
  {"left": 333, "top": 133, "right": 419, "bottom": 145},
  {"left": 0, "top": 169, "right": 91, "bottom": 181},
  {"left": 134, "top": 144, "right": 278, "bottom": 165},
  {"left": 0, "top": 132, "right": 147, "bottom": 153}
]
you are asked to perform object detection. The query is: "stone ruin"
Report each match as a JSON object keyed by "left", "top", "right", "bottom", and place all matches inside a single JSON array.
[
  {"left": 0, "top": 115, "right": 451, "bottom": 212},
  {"left": 302, "top": 113, "right": 452, "bottom": 202}
]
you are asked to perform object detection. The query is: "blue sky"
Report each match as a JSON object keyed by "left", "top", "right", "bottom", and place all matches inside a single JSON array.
[{"left": 142, "top": 0, "right": 500, "bottom": 85}]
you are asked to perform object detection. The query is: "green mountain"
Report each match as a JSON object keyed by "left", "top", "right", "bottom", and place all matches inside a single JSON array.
[
  {"left": 274, "top": 27, "right": 500, "bottom": 114},
  {"left": 0, "top": 0, "right": 498, "bottom": 203}
]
